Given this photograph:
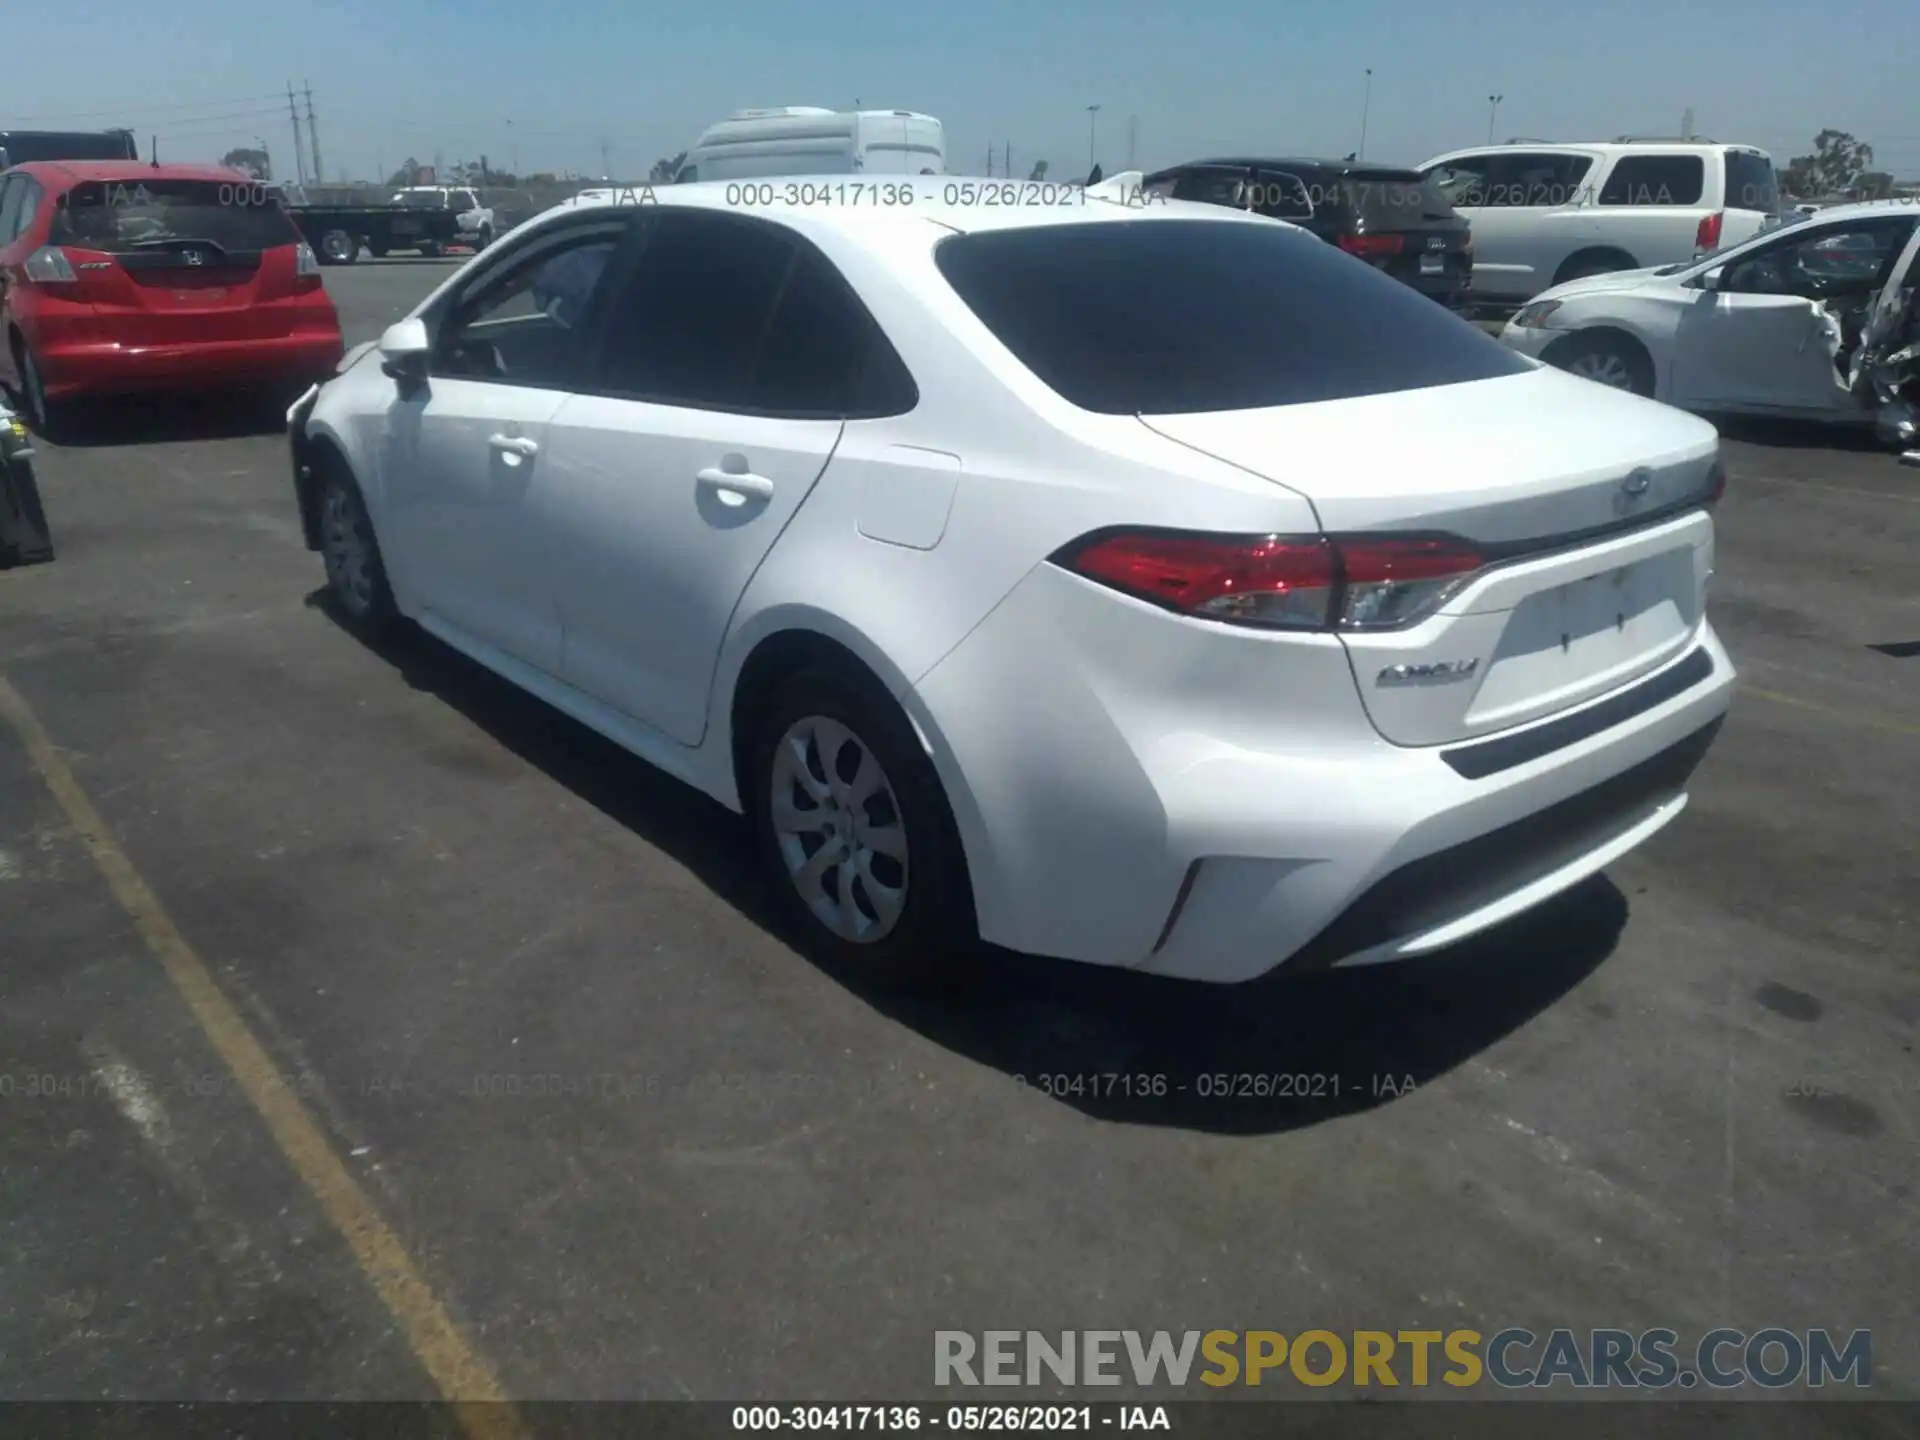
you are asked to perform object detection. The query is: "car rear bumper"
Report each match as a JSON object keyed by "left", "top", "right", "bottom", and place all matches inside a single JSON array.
[
  {"left": 908, "top": 563, "right": 1735, "bottom": 984},
  {"left": 36, "top": 329, "right": 345, "bottom": 398}
]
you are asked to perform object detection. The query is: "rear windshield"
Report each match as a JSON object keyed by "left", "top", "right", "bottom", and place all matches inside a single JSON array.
[
  {"left": 51, "top": 179, "right": 301, "bottom": 251},
  {"left": 933, "top": 218, "right": 1529, "bottom": 415},
  {"left": 399, "top": 190, "right": 447, "bottom": 208},
  {"left": 1724, "top": 150, "right": 1779, "bottom": 213},
  {"left": 1317, "top": 171, "right": 1458, "bottom": 225}
]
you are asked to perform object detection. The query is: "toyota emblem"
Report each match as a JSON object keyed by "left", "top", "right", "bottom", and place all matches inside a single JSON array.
[{"left": 182, "top": 249, "right": 204, "bottom": 266}]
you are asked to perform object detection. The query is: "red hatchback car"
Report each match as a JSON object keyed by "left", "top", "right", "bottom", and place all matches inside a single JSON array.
[{"left": 0, "top": 161, "right": 344, "bottom": 434}]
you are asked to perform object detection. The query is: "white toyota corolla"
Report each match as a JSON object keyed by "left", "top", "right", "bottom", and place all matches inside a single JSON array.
[{"left": 288, "top": 175, "right": 1735, "bottom": 988}]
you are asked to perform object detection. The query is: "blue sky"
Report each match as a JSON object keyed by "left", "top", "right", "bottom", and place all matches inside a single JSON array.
[{"left": 8, "top": 0, "right": 1918, "bottom": 184}]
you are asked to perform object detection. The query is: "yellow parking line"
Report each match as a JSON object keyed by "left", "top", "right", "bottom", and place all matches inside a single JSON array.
[
  {"left": 1746, "top": 684, "right": 1920, "bottom": 737},
  {"left": 0, "top": 675, "right": 523, "bottom": 1440}
]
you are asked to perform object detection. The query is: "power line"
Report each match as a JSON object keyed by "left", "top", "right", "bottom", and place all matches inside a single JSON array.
[{"left": 2, "top": 93, "right": 292, "bottom": 123}]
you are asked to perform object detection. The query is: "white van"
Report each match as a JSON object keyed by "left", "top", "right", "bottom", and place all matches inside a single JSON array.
[{"left": 676, "top": 108, "right": 946, "bottom": 183}]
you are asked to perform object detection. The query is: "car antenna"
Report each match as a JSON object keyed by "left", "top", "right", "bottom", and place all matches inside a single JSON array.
[{"left": 151, "top": 135, "right": 160, "bottom": 168}]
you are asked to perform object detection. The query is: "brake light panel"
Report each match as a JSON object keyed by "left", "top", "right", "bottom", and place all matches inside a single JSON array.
[
  {"left": 1054, "top": 530, "right": 1484, "bottom": 632},
  {"left": 23, "top": 246, "right": 77, "bottom": 284}
]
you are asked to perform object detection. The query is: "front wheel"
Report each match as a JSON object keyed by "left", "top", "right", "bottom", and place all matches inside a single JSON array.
[
  {"left": 472, "top": 227, "right": 493, "bottom": 251},
  {"left": 319, "top": 229, "right": 359, "bottom": 265},
  {"left": 317, "top": 463, "right": 397, "bottom": 636},
  {"left": 748, "top": 669, "right": 975, "bottom": 990},
  {"left": 1550, "top": 333, "right": 1656, "bottom": 397}
]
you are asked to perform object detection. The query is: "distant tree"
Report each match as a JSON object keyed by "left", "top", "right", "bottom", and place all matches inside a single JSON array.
[
  {"left": 1028, "top": 159, "right": 1048, "bottom": 181},
  {"left": 220, "top": 146, "right": 271, "bottom": 180},
  {"left": 1789, "top": 130, "right": 1874, "bottom": 197},
  {"left": 387, "top": 158, "right": 424, "bottom": 188},
  {"left": 649, "top": 151, "right": 688, "bottom": 183},
  {"left": 1855, "top": 170, "right": 1896, "bottom": 199}
]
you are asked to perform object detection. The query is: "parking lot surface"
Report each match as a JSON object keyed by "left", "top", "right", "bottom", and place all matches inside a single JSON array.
[{"left": 1, "top": 260, "right": 1916, "bottom": 1419}]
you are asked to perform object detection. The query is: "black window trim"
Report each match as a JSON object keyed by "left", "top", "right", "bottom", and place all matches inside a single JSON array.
[
  {"left": 424, "top": 211, "right": 643, "bottom": 391},
  {"left": 1597, "top": 153, "right": 1707, "bottom": 208},
  {"left": 577, "top": 206, "right": 919, "bottom": 422}
]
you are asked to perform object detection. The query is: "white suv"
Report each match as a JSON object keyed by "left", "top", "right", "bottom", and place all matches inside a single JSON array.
[{"left": 1419, "top": 141, "right": 1779, "bottom": 305}]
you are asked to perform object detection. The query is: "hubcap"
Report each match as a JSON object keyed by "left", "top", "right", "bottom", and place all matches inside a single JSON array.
[
  {"left": 324, "top": 231, "right": 354, "bottom": 261},
  {"left": 1567, "top": 351, "right": 1635, "bottom": 390},
  {"left": 769, "top": 715, "right": 908, "bottom": 944},
  {"left": 320, "top": 482, "right": 376, "bottom": 615}
]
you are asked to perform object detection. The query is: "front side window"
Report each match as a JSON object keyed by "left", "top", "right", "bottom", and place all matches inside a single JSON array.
[
  {"left": 591, "top": 211, "right": 913, "bottom": 416},
  {"left": 1599, "top": 155, "right": 1706, "bottom": 207},
  {"left": 1249, "top": 170, "right": 1316, "bottom": 222},
  {"left": 1722, "top": 217, "right": 1918, "bottom": 299},
  {"left": 933, "top": 218, "right": 1529, "bottom": 416},
  {"left": 49, "top": 179, "right": 301, "bottom": 251},
  {"left": 432, "top": 228, "right": 623, "bottom": 387}
]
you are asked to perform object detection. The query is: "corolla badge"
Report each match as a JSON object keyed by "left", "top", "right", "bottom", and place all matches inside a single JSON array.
[
  {"left": 1621, "top": 467, "right": 1654, "bottom": 497},
  {"left": 1377, "top": 659, "right": 1480, "bottom": 686}
]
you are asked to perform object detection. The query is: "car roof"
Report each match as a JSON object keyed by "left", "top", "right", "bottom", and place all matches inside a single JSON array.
[
  {"left": 1775, "top": 198, "right": 1920, "bottom": 227},
  {"left": 1425, "top": 140, "right": 1767, "bottom": 161},
  {"left": 548, "top": 174, "right": 1265, "bottom": 239},
  {"left": 6, "top": 159, "right": 254, "bottom": 186},
  {"left": 1155, "top": 157, "right": 1423, "bottom": 175}
]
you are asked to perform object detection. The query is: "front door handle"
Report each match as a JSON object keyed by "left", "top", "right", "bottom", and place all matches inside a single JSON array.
[
  {"left": 488, "top": 433, "right": 539, "bottom": 459},
  {"left": 697, "top": 466, "right": 774, "bottom": 502}
]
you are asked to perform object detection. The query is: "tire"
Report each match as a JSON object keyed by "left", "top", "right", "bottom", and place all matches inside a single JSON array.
[
  {"left": 316, "top": 460, "right": 397, "bottom": 636},
  {"left": 472, "top": 227, "right": 493, "bottom": 251},
  {"left": 417, "top": 241, "right": 444, "bottom": 259},
  {"left": 747, "top": 667, "right": 976, "bottom": 991},
  {"left": 16, "top": 344, "right": 65, "bottom": 442},
  {"left": 319, "top": 229, "right": 359, "bottom": 265},
  {"left": 1549, "top": 332, "right": 1656, "bottom": 397}
]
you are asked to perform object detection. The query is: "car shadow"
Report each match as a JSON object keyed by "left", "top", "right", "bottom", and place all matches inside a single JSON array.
[
  {"left": 311, "top": 593, "right": 1631, "bottom": 1136},
  {"left": 23, "top": 391, "right": 294, "bottom": 450},
  {"left": 1709, "top": 413, "right": 1891, "bottom": 453}
]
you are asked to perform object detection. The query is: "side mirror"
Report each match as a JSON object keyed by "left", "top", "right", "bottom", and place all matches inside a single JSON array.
[{"left": 379, "top": 318, "right": 430, "bottom": 386}]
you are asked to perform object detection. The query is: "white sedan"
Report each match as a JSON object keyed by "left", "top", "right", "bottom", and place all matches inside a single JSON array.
[
  {"left": 1500, "top": 200, "right": 1920, "bottom": 420},
  {"left": 288, "top": 177, "right": 1734, "bottom": 988}
]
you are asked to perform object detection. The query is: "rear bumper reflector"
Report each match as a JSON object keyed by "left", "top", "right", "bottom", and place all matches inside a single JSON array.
[
  {"left": 1283, "top": 718, "right": 1723, "bottom": 973},
  {"left": 1440, "top": 646, "right": 1716, "bottom": 781}
]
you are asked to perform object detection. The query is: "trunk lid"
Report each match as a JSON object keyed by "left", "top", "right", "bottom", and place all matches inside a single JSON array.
[
  {"left": 1142, "top": 367, "right": 1721, "bottom": 746},
  {"left": 50, "top": 179, "right": 306, "bottom": 343}
]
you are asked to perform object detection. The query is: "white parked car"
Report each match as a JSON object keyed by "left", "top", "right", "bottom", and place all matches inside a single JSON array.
[
  {"left": 286, "top": 179, "right": 1734, "bottom": 987},
  {"left": 1499, "top": 201, "right": 1920, "bottom": 420},
  {"left": 390, "top": 186, "right": 498, "bottom": 251},
  {"left": 1419, "top": 140, "right": 1780, "bottom": 304}
]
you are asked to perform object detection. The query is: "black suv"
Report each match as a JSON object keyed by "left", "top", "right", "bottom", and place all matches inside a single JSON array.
[{"left": 1142, "top": 158, "right": 1473, "bottom": 307}]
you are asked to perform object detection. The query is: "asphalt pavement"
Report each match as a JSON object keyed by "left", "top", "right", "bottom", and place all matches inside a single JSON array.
[{"left": 0, "top": 259, "right": 1915, "bottom": 1420}]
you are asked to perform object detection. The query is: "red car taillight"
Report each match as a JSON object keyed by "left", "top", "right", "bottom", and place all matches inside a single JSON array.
[
  {"left": 1695, "top": 211, "right": 1723, "bottom": 252},
  {"left": 23, "top": 246, "right": 80, "bottom": 286},
  {"left": 1054, "top": 530, "right": 1483, "bottom": 632},
  {"left": 1338, "top": 233, "right": 1404, "bottom": 257}
]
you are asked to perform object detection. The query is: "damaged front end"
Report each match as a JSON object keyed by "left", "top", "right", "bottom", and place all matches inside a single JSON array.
[{"left": 1845, "top": 223, "right": 1920, "bottom": 462}]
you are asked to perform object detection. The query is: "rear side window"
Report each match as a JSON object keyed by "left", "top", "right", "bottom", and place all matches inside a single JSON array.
[
  {"left": 1599, "top": 155, "right": 1706, "bottom": 207},
  {"left": 748, "top": 248, "right": 917, "bottom": 416},
  {"left": 1724, "top": 151, "right": 1778, "bottom": 212},
  {"left": 933, "top": 218, "right": 1530, "bottom": 416},
  {"left": 49, "top": 179, "right": 301, "bottom": 252}
]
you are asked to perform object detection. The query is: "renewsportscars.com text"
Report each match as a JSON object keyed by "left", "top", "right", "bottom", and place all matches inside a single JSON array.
[{"left": 935, "top": 1328, "right": 1872, "bottom": 1390}]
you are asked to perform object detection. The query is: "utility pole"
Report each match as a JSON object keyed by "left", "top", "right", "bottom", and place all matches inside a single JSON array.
[
  {"left": 257, "top": 136, "right": 272, "bottom": 183},
  {"left": 287, "top": 83, "right": 308, "bottom": 186},
  {"left": 1681, "top": 106, "right": 1695, "bottom": 141},
  {"left": 599, "top": 137, "right": 611, "bottom": 180},
  {"left": 1004, "top": 141, "right": 1011, "bottom": 176},
  {"left": 1087, "top": 104, "right": 1101, "bottom": 170},
  {"left": 1359, "top": 69, "right": 1373, "bottom": 159},
  {"left": 1127, "top": 115, "right": 1136, "bottom": 170},
  {"left": 1487, "top": 94, "right": 1503, "bottom": 145},
  {"left": 986, "top": 143, "right": 994, "bottom": 177},
  {"left": 304, "top": 82, "right": 323, "bottom": 190}
]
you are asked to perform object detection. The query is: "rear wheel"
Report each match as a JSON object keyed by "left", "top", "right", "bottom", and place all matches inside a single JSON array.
[
  {"left": 316, "top": 461, "right": 397, "bottom": 636},
  {"left": 1555, "top": 250, "right": 1637, "bottom": 285},
  {"left": 747, "top": 668, "right": 975, "bottom": 991},
  {"left": 17, "top": 345, "right": 64, "bottom": 441},
  {"left": 1550, "top": 332, "right": 1656, "bottom": 397},
  {"left": 319, "top": 229, "right": 359, "bottom": 265},
  {"left": 472, "top": 226, "right": 493, "bottom": 251},
  {"left": 417, "top": 241, "right": 444, "bottom": 259}
]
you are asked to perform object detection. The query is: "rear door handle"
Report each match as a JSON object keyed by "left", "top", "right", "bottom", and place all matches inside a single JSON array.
[
  {"left": 697, "top": 467, "right": 774, "bottom": 502},
  {"left": 488, "top": 433, "right": 539, "bottom": 458}
]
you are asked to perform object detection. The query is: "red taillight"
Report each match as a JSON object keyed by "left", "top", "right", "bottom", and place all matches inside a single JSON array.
[
  {"left": 1055, "top": 530, "right": 1483, "bottom": 631},
  {"left": 1695, "top": 211, "right": 1723, "bottom": 252},
  {"left": 1338, "top": 233, "right": 1404, "bottom": 257}
]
